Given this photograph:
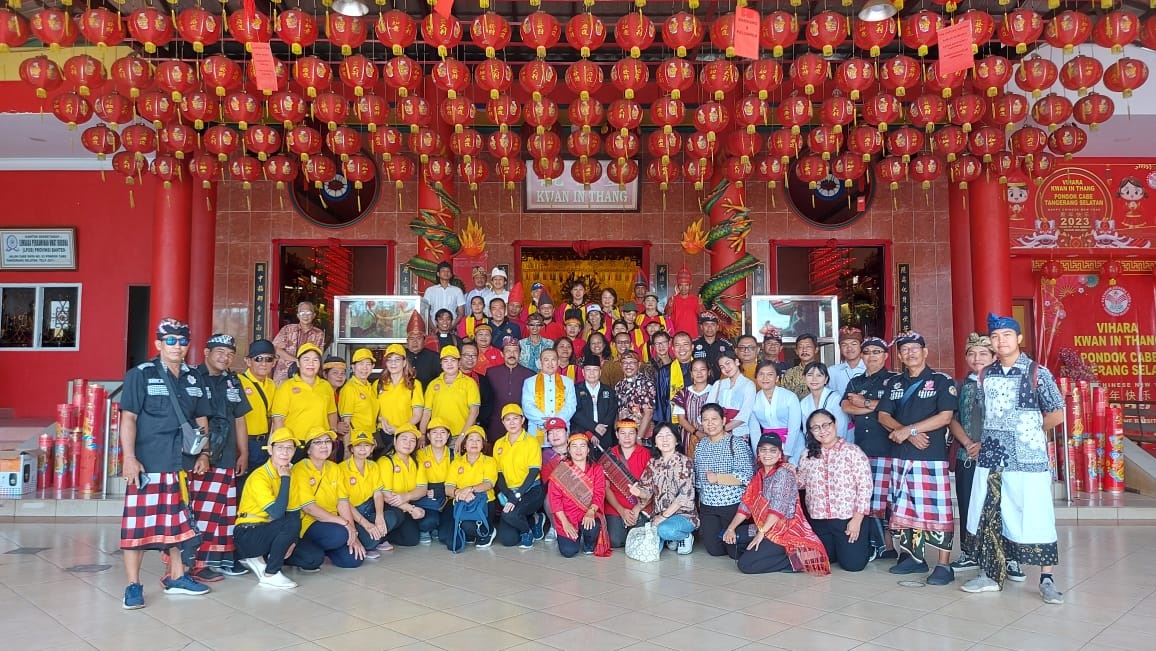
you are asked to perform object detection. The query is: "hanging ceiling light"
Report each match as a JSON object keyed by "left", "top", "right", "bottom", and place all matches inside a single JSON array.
[
  {"left": 332, "top": 0, "right": 370, "bottom": 17},
  {"left": 858, "top": 0, "right": 898, "bottom": 22}
]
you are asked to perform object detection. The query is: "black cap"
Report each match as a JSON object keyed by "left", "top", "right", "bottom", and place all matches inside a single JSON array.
[
  {"left": 756, "top": 432, "right": 784, "bottom": 451},
  {"left": 247, "top": 339, "right": 275, "bottom": 357},
  {"left": 205, "top": 333, "right": 236, "bottom": 351}
]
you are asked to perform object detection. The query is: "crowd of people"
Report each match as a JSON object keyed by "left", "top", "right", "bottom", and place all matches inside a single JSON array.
[{"left": 115, "top": 265, "right": 1066, "bottom": 612}]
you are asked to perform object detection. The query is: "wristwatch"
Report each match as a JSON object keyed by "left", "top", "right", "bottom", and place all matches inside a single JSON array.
[{"left": 909, "top": 427, "right": 918, "bottom": 439}]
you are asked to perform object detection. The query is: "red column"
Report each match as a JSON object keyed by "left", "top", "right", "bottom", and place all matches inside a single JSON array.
[
  {"left": 149, "top": 176, "right": 193, "bottom": 331},
  {"left": 968, "top": 174, "right": 1013, "bottom": 328},
  {"left": 186, "top": 183, "right": 217, "bottom": 362},
  {"left": 948, "top": 183, "right": 975, "bottom": 378}
]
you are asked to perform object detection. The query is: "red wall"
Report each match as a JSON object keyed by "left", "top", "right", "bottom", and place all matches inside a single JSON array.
[{"left": 0, "top": 171, "right": 155, "bottom": 419}]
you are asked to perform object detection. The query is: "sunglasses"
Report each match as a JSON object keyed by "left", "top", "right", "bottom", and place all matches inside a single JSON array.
[
  {"left": 160, "top": 336, "right": 190, "bottom": 346},
  {"left": 252, "top": 355, "right": 275, "bottom": 363}
]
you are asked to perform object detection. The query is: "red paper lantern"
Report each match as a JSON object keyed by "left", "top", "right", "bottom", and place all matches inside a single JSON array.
[
  {"left": 523, "top": 11, "right": 562, "bottom": 58},
  {"left": 177, "top": 90, "right": 218, "bottom": 130},
  {"left": 121, "top": 124, "right": 157, "bottom": 159},
  {"left": 885, "top": 126, "right": 924, "bottom": 163},
  {"left": 1023, "top": 151, "right": 1057, "bottom": 184},
  {"left": 456, "top": 157, "right": 489, "bottom": 191},
  {"left": 1092, "top": 10, "right": 1140, "bottom": 54},
  {"left": 0, "top": 9, "right": 30, "bottom": 52},
  {"left": 568, "top": 13, "right": 608, "bottom": 58},
  {"left": 968, "top": 126, "right": 1004, "bottom": 163},
  {"left": 93, "top": 92, "right": 133, "bottom": 129},
  {"left": 439, "top": 96, "right": 476, "bottom": 134},
  {"left": 382, "top": 155, "right": 416, "bottom": 189},
  {"left": 909, "top": 154, "right": 943, "bottom": 190},
  {"left": 683, "top": 157, "right": 711, "bottom": 190},
  {"left": 376, "top": 10, "right": 417, "bottom": 56},
  {"left": 1033, "top": 93, "right": 1074, "bottom": 131},
  {"left": 419, "top": 12, "right": 462, "bottom": 59},
  {"left": 834, "top": 59, "right": 874, "bottom": 101},
  {"left": 110, "top": 55, "right": 152, "bottom": 99},
  {"left": 246, "top": 58, "right": 287, "bottom": 95},
  {"left": 925, "top": 61, "right": 967, "bottom": 99},
  {"left": 1073, "top": 93, "right": 1114, "bottom": 131},
  {"left": 263, "top": 154, "right": 298, "bottom": 189},
  {"left": 486, "top": 94, "right": 522, "bottom": 131},
  {"left": 1104, "top": 58, "right": 1149, "bottom": 99},
  {"left": 998, "top": 9, "right": 1044, "bottom": 55},
  {"left": 779, "top": 95, "right": 816, "bottom": 135},
  {"left": 294, "top": 56, "right": 332, "bottom": 99},
  {"left": 275, "top": 9, "right": 318, "bottom": 56},
  {"left": 1015, "top": 56, "right": 1058, "bottom": 99},
  {"left": 475, "top": 59, "right": 513, "bottom": 101},
  {"left": 29, "top": 9, "right": 77, "bottom": 50},
  {"left": 327, "top": 126, "right": 362, "bottom": 162},
  {"left": 81, "top": 124, "right": 119, "bottom": 160},
  {"left": 488, "top": 130, "right": 523, "bottom": 163},
  {"left": 607, "top": 159, "right": 638, "bottom": 188},
  {"left": 694, "top": 101, "right": 731, "bottom": 141},
  {"left": 154, "top": 61, "right": 196, "bottom": 102},
  {"left": 931, "top": 125, "right": 969, "bottom": 162},
  {"left": 875, "top": 156, "right": 907, "bottom": 191},
  {"left": 382, "top": 55, "right": 422, "bottom": 97},
  {"left": 656, "top": 57, "right": 695, "bottom": 100},
  {"left": 974, "top": 55, "right": 1013, "bottom": 98},
  {"left": 1060, "top": 55, "right": 1103, "bottom": 97},
  {"left": 79, "top": 8, "right": 125, "bottom": 48},
  {"left": 831, "top": 152, "right": 867, "bottom": 187},
  {"left": 127, "top": 8, "right": 173, "bottom": 54},
  {"left": 1048, "top": 125, "right": 1088, "bottom": 160},
  {"left": 189, "top": 153, "right": 223, "bottom": 189},
  {"left": 370, "top": 127, "right": 404, "bottom": 160},
  {"left": 471, "top": 12, "right": 513, "bottom": 59},
  {"left": 725, "top": 130, "right": 762, "bottom": 165},
  {"left": 607, "top": 99, "right": 642, "bottom": 137},
  {"left": 157, "top": 123, "right": 196, "bottom": 159},
  {"left": 989, "top": 93, "right": 1030, "bottom": 133},
  {"left": 495, "top": 157, "right": 527, "bottom": 190},
  {"left": 722, "top": 157, "right": 753, "bottom": 187},
  {"left": 901, "top": 10, "right": 943, "bottom": 57},
  {"left": 1010, "top": 126, "right": 1048, "bottom": 161},
  {"left": 429, "top": 57, "right": 468, "bottom": 100},
  {"left": 766, "top": 129, "right": 804, "bottom": 163},
  {"left": 686, "top": 132, "right": 720, "bottom": 161},
  {"left": 909, "top": 94, "right": 948, "bottom": 133},
  {"left": 19, "top": 55, "right": 62, "bottom": 99},
  {"left": 287, "top": 125, "right": 324, "bottom": 162},
  {"left": 1101, "top": 260, "right": 1124, "bottom": 286},
  {"left": 1142, "top": 15, "right": 1156, "bottom": 50},
  {"left": 1045, "top": 10, "right": 1092, "bottom": 55},
  {"left": 176, "top": 8, "right": 221, "bottom": 54},
  {"left": 862, "top": 93, "right": 901, "bottom": 131},
  {"left": 527, "top": 131, "right": 562, "bottom": 167},
  {"left": 534, "top": 158, "right": 565, "bottom": 184},
  {"left": 340, "top": 55, "right": 378, "bottom": 97},
  {"left": 615, "top": 11, "right": 656, "bottom": 59},
  {"left": 611, "top": 57, "right": 649, "bottom": 100},
  {"left": 761, "top": 11, "right": 799, "bottom": 58},
  {"left": 136, "top": 91, "right": 176, "bottom": 128},
  {"left": 200, "top": 54, "right": 242, "bottom": 98},
  {"left": 853, "top": 15, "right": 895, "bottom": 58},
  {"left": 523, "top": 97, "right": 559, "bottom": 134},
  {"left": 846, "top": 125, "right": 884, "bottom": 162},
  {"left": 790, "top": 53, "right": 828, "bottom": 96},
  {"left": 450, "top": 129, "right": 484, "bottom": 162},
  {"left": 795, "top": 154, "right": 830, "bottom": 190},
  {"left": 880, "top": 55, "right": 920, "bottom": 98},
  {"left": 709, "top": 13, "right": 737, "bottom": 58},
  {"left": 409, "top": 127, "right": 444, "bottom": 163},
  {"left": 948, "top": 155, "right": 983, "bottom": 189},
  {"left": 701, "top": 59, "right": 739, "bottom": 102},
  {"left": 961, "top": 10, "right": 996, "bottom": 54},
  {"left": 151, "top": 155, "right": 185, "bottom": 188},
  {"left": 326, "top": 14, "right": 367, "bottom": 57},
  {"left": 565, "top": 58, "right": 603, "bottom": 101},
  {"left": 807, "top": 125, "right": 843, "bottom": 161},
  {"left": 605, "top": 130, "right": 640, "bottom": 162},
  {"left": 570, "top": 97, "right": 605, "bottom": 133},
  {"left": 650, "top": 96, "right": 686, "bottom": 133},
  {"left": 1040, "top": 259, "right": 1064, "bottom": 285},
  {"left": 519, "top": 59, "right": 557, "bottom": 101},
  {"left": 950, "top": 93, "right": 987, "bottom": 132},
  {"left": 304, "top": 155, "right": 339, "bottom": 190},
  {"left": 203, "top": 124, "right": 240, "bottom": 162},
  {"left": 646, "top": 158, "right": 680, "bottom": 191},
  {"left": 222, "top": 90, "right": 261, "bottom": 130},
  {"left": 227, "top": 10, "right": 272, "bottom": 53},
  {"left": 806, "top": 11, "right": 848, "bottom": 57},
  {"left": 661, "top": 11, "right": 702, "bottom": 58},
  {"left": 313, "top": 91, "right": 349, "bottom": 131},
  {"left": 62, "top": 55, "right": 104, "bottom": 97},
  {"left": 647, "top": 130, "right": 682, "bottom": 164},
  {"left": 734, "top": 95, "right": 771, "bottom": 134},
  {"left": 570, "top": 158, "right": 603, "bottom": 189},
  {"left": 744, "top": 59, "right": 784, "bottom": 101},
  {"left": 244, "top": 125, "right": 282, "bottom": 161}
]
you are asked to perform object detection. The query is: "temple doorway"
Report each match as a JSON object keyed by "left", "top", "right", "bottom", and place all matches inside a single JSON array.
[
  {"left": 273, "top": 240, "right": 394, "bottom": 337},
  {"left": 514, "top": 242, "right": 650, "bottom": 308},
  {"left": 771, "top": 242, "right": 889, "bottom": 341}
]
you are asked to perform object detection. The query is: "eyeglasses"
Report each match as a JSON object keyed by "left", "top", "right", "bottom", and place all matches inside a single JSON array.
[
  {"left": 161, "top": 336, "right": 190, "bottom": 346},
  {"left": 809, "top": 421, "right": 837, "bottom": 434},
  {"left": 736, "top": 345, "right": 757, "bottom": 351},
  {"left": 252, "top": 355, "right": 275, "bottom": 363},
  {"left": 528, "top": 322, "right": 543, "bottom": 326},
  {"left": 298, "top": 311, "right": 314, "bottom": 316}
]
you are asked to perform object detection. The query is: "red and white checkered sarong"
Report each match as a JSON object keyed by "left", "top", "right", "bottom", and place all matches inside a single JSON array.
[
  {"left": 890, "top": 460, "right": 954, "bottom": 533},
  {"left": 121, "top": 472, "right": 200, "bottom": 551},
  {"left": 187, "top": 467, "right": 237, "bottom": 570},
  {"left": 868, "top": 456, "right": 894, "bottom": 520}
]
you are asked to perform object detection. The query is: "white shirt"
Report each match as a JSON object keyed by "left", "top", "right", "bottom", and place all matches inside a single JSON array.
[
  {"left": 422, "top": 283, "right": 466, "bottom": 328},
  {"left": 828, "top": 359, "right": 867, "bottom": 398},
  {"left": 465, "top": 288, "right": 490, "bottom": 315},
  {"left": 748, "top": 387, "right": 803, "bottom": 459},
  {"left": 706, "top": 374, "right": 758, "bottom": 449},
  {"left": 584, "top": 381, "right": 601, "bottom": 423}
]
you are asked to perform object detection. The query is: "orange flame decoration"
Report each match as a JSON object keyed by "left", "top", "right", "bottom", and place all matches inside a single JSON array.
[
  {"left": 458, "top": 216, "right": 487, "bottom": 257},
  {"left": 681, "top": 218, "right": 708, "bottom": 255}
]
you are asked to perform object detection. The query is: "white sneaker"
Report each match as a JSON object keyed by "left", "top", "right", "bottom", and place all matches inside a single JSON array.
[
  {"left": 239, "top": 557, "right": 266, "bottom": 579},
  {"left": 676, "top": 535, "right": 694, "bottom": 555},
  {"left": 544, "top": 528, "right": 557, "bottom": 543},
  {"left": 258, "top": 571, "right": 298, "bottom": 590},
  {"left": 960, "top": 575, "right": 1002, "bottom": 593}
]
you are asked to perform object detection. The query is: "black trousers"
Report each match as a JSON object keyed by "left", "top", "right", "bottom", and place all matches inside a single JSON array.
[
  {"left": 728, "top": 533, "right": 795, "bottom": 574},
  {"left": 810, "top": 517, "right": 871, "bottom": 572},
  {"left": 234, "top": 511, "right": 315, "bottom": 574},
  {"left": 698, "top": 502, "right": 739, "bottom": 557},
  {"left": 498, "top": 484, "right": 545, "bottom": 547},
  {"left": 954, "top": 460, "right": 978, "bottom": 554},
  {"left": 557, "top": 521, "right": 602, "bottom": 558},
  {"left": 384, "top": 505, "right": 421, "bottom": 546}
]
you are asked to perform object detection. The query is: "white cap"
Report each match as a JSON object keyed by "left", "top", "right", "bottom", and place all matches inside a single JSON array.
[{"left": 490, "top": 267, "right": 507, "bottom": 278}]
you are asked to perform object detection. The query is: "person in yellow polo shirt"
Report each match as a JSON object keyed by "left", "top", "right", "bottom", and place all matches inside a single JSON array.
[
  {"left": 234, "top": 427, "right": 311, "bottom": 589},
  {"left": 382, "top": 425, "right": 428, "bottom": 546},
  {"left": 445, "top": 426, "right": 498, "bottom": 552},
  {"left": 237, "top": 339, "right": 277, "bottom": 497},
  {"left": 339, "top": 348, "right": 380, "bottom": 454},
  {"left": 413, "top": 418, "right": 455, "bottom": 544},
  {"left": 270, "top": 344, "right": 339, "bottom": 454},
  {"left": 377, "top": 344, "right": 424, "bottom": 458},
  {"left": 420, "top": 345, "right": 480, "bottom": 442},
  {"left": 492, "top": 404, "right": 545, "bottom": 549},
  {"left": 289, "top": 427, "right": 365, "bottom": 568},
  {"left": 340, "top": 430, "right": 394, "bottom": 558}
]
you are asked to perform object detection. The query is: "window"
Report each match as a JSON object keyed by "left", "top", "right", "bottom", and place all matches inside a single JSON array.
[{"left": 0, "top": 284, "right": 81, "bottom": 350}]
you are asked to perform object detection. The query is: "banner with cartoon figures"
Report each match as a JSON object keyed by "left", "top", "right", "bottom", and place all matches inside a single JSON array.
[
  {"left": 1010, "top": 160, "right": 1156, "bottom": 252},
  {"left": 1036, "top": 260, "right": 1156, "bottom": 402}
]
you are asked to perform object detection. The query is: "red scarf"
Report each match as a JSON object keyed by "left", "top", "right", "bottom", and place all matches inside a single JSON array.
[{"left": 740, "top": 464, "right": 830, "bottom": 575}]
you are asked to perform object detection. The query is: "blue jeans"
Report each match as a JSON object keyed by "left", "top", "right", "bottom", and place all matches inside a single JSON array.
[
  {"left": 557, "top": 520, "right": 601, "bottom": 558},
  {"left": 656, "top": 515, "right": 696, "bottom": 543},
  {"left": 355, "top": 500, "right": 402, "bottom": 549},
  {"left": 303, "top": 521, "right": 363, "bottom": 568}
]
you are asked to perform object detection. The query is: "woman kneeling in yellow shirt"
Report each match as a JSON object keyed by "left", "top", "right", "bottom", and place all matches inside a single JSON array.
[
  {"left": 382, "top": 425, "right": 428, "bottom": 546},
  {"left": 445, "top": 427, "right": 498, "bottom": 552},
  {"left": 341, "top": 430, "right": 392, "bottom": 556},
  {"left": 289, "top": 427, "right": 366, "bottom": 568},
  {"left": 413, "top": 418, "right": 456, "bottom": 544},
  {"left": 235, "top": 427, "right": 310, "bottom": 588}
]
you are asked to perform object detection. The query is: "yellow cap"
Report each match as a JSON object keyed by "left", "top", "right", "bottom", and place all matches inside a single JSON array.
[
  {"left": 385, "top": 343, "right": 406, "bottom": 359},
  {"left": 440, "top": 345, "right": 461, "bottom": 359},
  {"left": 352, "top": 348, "right": 375, "bottom": 364},
  {"left": 303, "top": 425, "right": 337, "bottom": 443},
  {"left": 296, "top": 342, "right": 323, "bottom": 359},
  {"left": 464, "top": 425, "right": 487, "bottom": 440},
  {"left": 350, "top": 430, "right": 375, "bottom": 446},
  {"left": 426, "top": 417, "right": 452, "bottom": 434},
  {"left": 266, "top": 427, "right": 297, "bottom": 448},
  {"left": 501, "top": 403, "right": 524, "bottom": 418},
  {"left": 395, "top": 424, "right": 420, "bottom": 440}
]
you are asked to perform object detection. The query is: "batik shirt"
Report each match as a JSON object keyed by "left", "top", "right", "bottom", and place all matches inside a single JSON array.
[
  {"left": 615, "top": 374, "right": 656, "bottom": 421},
  {"left": 976, "top": 353, "right": 1065, "bottom": 474}
]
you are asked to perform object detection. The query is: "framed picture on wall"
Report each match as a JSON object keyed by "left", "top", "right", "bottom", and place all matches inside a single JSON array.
[
  {"left": 748, "top": 295, "right": 841, "bottom": 365},
  {"left": 333, "top": 295, "right": 420, "bottom": 344}
]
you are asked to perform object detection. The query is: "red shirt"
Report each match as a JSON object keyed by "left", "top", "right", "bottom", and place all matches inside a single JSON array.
[
  {"left": 548, "top": 461, "right": 606, "bottom": 540},
  {"left": 666, "top": 293, "right": 704, "bottom": 339},
  {"left": 604, "top": 445, "right": 650, "bottom": 513},
  {"left": 542, "top": 321, "right": 566, "bottom": 342}
]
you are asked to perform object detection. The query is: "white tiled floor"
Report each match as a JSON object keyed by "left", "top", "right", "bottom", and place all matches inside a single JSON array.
[{"left": 0, "top": 522, "right": 1151, "bottom": 651}]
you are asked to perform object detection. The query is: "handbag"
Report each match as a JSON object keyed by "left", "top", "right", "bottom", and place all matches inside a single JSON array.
[
  {"left": 450, "top": 496, "right": 491, "bottom": 554},
  {"left": 157, "top": 360, "right": 208, "bottom": 457},
  {"left": 625, "top": 522, "right": 661, "bottom": 562}
]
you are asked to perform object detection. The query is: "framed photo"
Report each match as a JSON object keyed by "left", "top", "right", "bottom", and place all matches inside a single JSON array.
[
  {"left": 748, "top": 295, "right": 841, "bottom": 362},
  {"left": 0, "top": 228, "right": 77, "bottom": 270},
  {"left": 333, "top": 295, "right": 420, "bottom": 344}
]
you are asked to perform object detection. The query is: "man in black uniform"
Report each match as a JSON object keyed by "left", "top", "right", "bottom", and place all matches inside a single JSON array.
[
  {"left": 840, "top": 336, "right": 899, "bottom": 561},
  {"left": 184, "top": 333, "right": 253, "bottom": 582},
  {"left": 877, "top": 332, "right": 959, "bottom": 587},
  {"left": 692, "top": 311, "right": 734, "bottom": 381},
  {"left": 405, "top": 311, "right": 441, "bottom": 387},
  {"left": 488, "top": 297, "right": 523, "bottom": 344},
  {"left": 572, "top": 353, "right": 620, "bottom": 452},
  {"left": 119, "top": 318, "right": 212, "bottom": 609}
]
